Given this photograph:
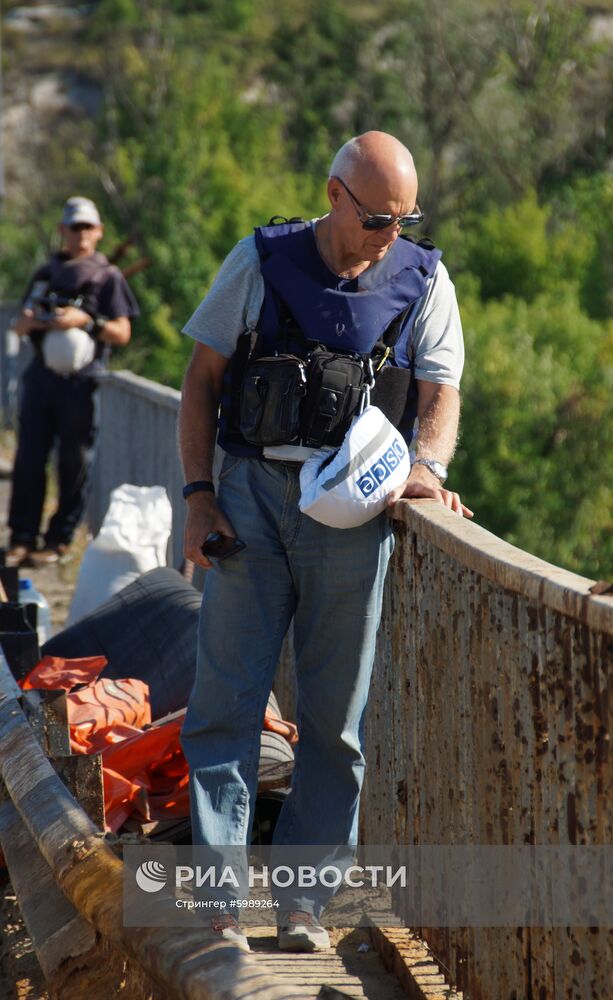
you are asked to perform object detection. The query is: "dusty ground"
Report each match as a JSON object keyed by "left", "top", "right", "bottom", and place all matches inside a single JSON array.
[
  {"left": 0, "top": 885, "right": 48, "bottom": 1000},
  {"left": 0, "top": 434, "right": 89, "bottom": 631}
]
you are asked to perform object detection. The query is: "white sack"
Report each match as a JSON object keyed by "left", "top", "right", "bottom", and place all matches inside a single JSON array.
[
  {"left": 42, "top": 327, "right": 96, "bottom": 375},
  {"left": 299, "top": 406, "right": 410, "bottom": 529},
  {"left": 67, "top": 484, "right": 172, "bottom": 625}
]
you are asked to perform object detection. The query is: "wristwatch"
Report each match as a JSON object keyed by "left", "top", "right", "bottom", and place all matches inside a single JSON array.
[
  {"left": 84, "top": 315, "right": 106, "bottom": 338},
  {"left": 412, "top": 458, "right": 448, "bottom": 484},
  {"left": 183, "top": 480, "right": 215, "bottom": 500}
]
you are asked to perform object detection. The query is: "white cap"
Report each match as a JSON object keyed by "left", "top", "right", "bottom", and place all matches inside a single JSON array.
[
  {"left": 299, "top": 406, "right": 411, "bottom": 529},
  {"left": 61, "top": 196, "right": 101, "bottom": 226}
]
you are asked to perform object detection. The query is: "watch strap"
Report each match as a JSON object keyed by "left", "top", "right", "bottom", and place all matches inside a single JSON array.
[
  {"left": 183, "top": 480, "right": 215, "bottom": 500},
  {"left": 413, "top": 458, "right": 448, "bottom": 483},
  {"left": 84, "top": 314, "right": 106, "bottom": 338}
]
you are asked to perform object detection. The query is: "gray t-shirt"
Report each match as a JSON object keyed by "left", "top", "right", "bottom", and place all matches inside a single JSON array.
[{"left": 183, "top": 227, "right": 464, "bottom": 388}]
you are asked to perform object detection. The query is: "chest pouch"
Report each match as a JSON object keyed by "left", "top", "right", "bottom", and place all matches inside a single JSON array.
[
  {"left": 301, "top": 350, "right": 368, "bottom": 448},
  {"left": 240, "top": 355, "right": 307, "bottom": 446},
  {"left": 370, "top": 366, "right": 413, "bottom": 428},
  {"left": 236, "top": 286, "right": 417, "bottom": 449}
]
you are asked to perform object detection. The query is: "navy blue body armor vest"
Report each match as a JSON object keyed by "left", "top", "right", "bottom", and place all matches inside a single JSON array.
[{"left": 218, "top": 221, "right": 442, "bottom": 456}]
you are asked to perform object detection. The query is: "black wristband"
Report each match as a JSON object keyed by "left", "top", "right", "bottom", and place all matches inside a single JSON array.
[
  {"left": 85, "top": 314, "right": 106, "bottom": 338},
  {"left": 183, "top": 480, "right": 215, "bottom": 500}
]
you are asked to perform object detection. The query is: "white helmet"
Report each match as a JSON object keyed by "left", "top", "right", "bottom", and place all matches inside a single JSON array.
[
  {"left": 42, "top": 327, "right": 96, "bottom": 375},
  {"left": 299, "top": 405, "right": 410, "bottom": 529}
]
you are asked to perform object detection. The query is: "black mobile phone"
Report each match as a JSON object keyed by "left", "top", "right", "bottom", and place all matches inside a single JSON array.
[{"left": 201, "top": 532, "right": 246, "bottom": 561}]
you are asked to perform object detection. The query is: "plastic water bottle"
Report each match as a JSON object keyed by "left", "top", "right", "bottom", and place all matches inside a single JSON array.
[{"left": 18, "top": 578, "right": 53, "bottom": 646}]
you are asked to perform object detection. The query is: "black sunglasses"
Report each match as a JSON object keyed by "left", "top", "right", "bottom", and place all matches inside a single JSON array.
[
  {"left": 334, "top": 176, "right": 424, "bottom": 230},
  {"left": 69, "top": 222, "right": 96, "bottom": 232}
]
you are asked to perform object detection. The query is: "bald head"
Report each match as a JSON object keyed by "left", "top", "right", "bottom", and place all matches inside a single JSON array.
[
  {"left": 329, "top": 131, "right": 418, "bottom": 202},
  {"left": 322, "top": 132, "right": 420, "bottom": 272}
]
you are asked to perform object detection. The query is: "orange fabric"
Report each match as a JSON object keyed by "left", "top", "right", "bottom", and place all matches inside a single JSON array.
[
  {"left": 20, "top": 655, "right": 108, "bottom": 691},
  {"left": 102, "top": 768, "right": 146, "bottom": 832},
  {"left": 263, "top": 706, "right": 299, "bottom": 745},
  {"left": 17, "top": 654, "right": 298, "bottom": 833},
  {"left": 101, "top": 716, "right": 189, "bottom": 831},
  {"left": 101, "top": 707, "right": 298, "bottom": 832},
  {"left": 79, "top": 721, "right": 146, "bottom": 755},
  {"left": 67, "top": 678, "right": 151, "bottom": 753}
]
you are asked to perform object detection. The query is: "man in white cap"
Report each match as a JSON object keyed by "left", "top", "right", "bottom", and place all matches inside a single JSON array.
[
  {"left": 179, "top": 132, "right": 472, "bottom": 951},
  {"left": 6, "top": 197, "right": 139, "bottom": 567}
]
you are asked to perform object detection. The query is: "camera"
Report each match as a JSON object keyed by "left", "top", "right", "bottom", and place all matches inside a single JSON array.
[{"left": 32, "top": 292, "right": 84, "bottom": 323}]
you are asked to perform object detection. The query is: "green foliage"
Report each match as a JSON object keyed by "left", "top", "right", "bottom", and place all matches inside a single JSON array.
[
  {"left": 454, "top": 285, "right": 613, "bottom": 577},
  {"left": 549, "top": 174, "right": 613, "bottom": 320},
  {"left": 449, "top": 190, "right": 594, "bottom": 303},
  {"left": 0, "top": 221, "right": 46, "bottom": 302},
  {"left": 94, "top": 40, "right": 322, "bottom": 376}
]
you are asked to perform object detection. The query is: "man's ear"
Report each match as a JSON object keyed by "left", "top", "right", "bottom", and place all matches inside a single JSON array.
[{"left": 327, "top": 176, "right": 343, "bottom": 210}]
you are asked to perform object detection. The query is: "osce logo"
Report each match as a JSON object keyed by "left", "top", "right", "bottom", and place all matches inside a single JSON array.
[{"left": 356, "top": 439, "right": 406, "bottom": 497}]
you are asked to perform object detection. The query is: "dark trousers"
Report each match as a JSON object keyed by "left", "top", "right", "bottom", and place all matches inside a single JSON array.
[{"left": 9, "top": 359, "right": 98, "bottom": 547}]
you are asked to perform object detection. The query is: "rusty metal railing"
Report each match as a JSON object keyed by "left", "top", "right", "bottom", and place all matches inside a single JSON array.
[{"left": 359, "top": 499, "right": 612, "bottom": 1000}]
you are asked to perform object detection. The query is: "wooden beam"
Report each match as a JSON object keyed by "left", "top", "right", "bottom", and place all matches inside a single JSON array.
[{"left": 0, "top": 798, "right": 97, "bottom": 982}]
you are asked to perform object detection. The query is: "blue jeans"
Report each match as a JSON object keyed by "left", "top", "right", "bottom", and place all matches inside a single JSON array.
[{"left": 180, "top": 454, "right": 394, "bottom": 915}]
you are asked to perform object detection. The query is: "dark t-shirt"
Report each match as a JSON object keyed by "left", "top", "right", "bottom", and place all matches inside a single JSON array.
[{"left": 22, "top": 251, "right": 139, "bottom": 377}]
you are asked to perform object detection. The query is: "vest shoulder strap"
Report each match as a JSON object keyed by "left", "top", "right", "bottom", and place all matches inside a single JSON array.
[
  {"left": 399, "top": 233, "right": 439, "bottom": 277},
  {"left": 374, "top": 236, "right": 439, "bottom": 363},
  {"left": 267, "top": 215, "right": 306, "bottom": 227}
]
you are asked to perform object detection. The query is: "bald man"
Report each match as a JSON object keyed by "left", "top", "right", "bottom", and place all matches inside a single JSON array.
[{"left": 179, "top": 132, "right": 470, "bottom": 951}]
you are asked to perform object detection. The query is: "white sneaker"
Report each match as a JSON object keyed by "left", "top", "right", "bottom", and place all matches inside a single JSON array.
[
  {"left": 206, "top": 914, "right": 250, "bottom": 951},
  {"left": 277, "top": 910, "right": 331, "bottom": 952}
]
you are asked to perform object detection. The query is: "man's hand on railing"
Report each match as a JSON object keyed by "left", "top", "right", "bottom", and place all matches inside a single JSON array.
[
  {"left": 183, "top": 493, "right": 239, "bottom": 569},
  {"left": 386, "top": 465, "right": 474, "bottom": 518}
]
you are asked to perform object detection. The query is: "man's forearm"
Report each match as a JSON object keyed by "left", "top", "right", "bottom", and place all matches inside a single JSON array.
[
  {"left": 13, "top": 311, "right": 45, "bottom": 337},
  {"left": 388, "top": 381, "right": 472, "bottom": 516},
  {"left": 414, "top": 384, "right": 460, "bottom": 466},
  {"left": 179, "top": 363, "right": 221, "bottom": 483},
  {"left": 98, "top": 316, "right": 131, "bottom": 346},
  {"left": 179, "top": 344, "right": 236, "bottom": 567}
]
